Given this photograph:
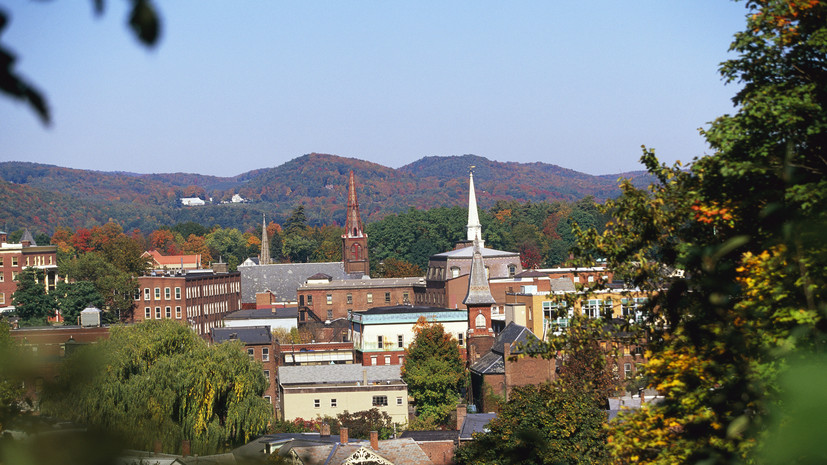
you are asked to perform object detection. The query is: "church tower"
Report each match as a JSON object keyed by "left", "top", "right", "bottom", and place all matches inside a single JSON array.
[
  {"left": 259, "top": 214, "right": 271, "bottom": 265},
  {"left": 455, "top": 167, "right": 485, "bottom": 250},
  {"left": 342, "top": 171, "right": 369, "bottom": 276},
  {"left": 464, "top": 239, "right": 495, "bottom": 364}
]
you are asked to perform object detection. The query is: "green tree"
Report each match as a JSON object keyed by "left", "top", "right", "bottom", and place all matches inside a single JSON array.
[
  {"left": 378, "top": 257, "right": 423, "bottom": 278},
  {"left": 205, "top": 227, "right": 248, "bottom": 270},
  {"left": 42, "top": 320, "right": 272, "bottom": 455},
  {"left": 401, "top": 317, "right": 465, "bottom": 426},
  {"left": 572, "top": 1, "right": 827, "bottom": 463},
  {"left": 55, "top": 280, "right": 104, "bottom": 325},
  {"left": 455, "top": 313, "right": 615, "bottom": 465},
  {"left": 0, "top": 322, "right": 27, "bottom": 429},
  {"left": 454, "top": 383, "right": 609, "bottom": 465},
  {"left": 320, "top": 409, "right": 396, "bottom": 440},
  {"left": 59, "top": 252, "right": 137, "bottom": 322},
  {"left": 12, "top": 268, "right": 55, "bottom": 324}
]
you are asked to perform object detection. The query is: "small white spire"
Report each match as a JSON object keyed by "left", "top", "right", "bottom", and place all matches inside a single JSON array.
[{"left": 466, "top": 167, "right": 484, "bottom": 247}]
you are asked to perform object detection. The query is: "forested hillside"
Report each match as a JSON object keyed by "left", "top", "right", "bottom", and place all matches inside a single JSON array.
[{"left": 0, "top": 154, "right": 645, "bottom": 234}]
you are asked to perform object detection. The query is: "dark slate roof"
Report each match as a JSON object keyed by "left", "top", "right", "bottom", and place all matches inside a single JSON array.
[
  {"left": 490, "top": 322, "right": 542, "bottom": 355},
  {"left": 211, "top": 326, "right": 272, "bottom": 345},
  {"left": 20, "top": 228, "right": 36, "bottom": 246},
  {"left": 468, "top": 350, "right": 504, "bottom": 375},
  {"left": 359, "top": 305, "right": 457, "bottom": 315},
  {"left": 469, "top": 323, "right": 542, "bottom": 375},
  {"left": 223, "top": 307, "right": 299, "bottom": 320},
  {"left": 399, "top": 430, "right": 459, "bottom": 442},
  {"left": 459, "top": 413, "right": 496, "bottom": 440},
  {"left": 307, "top": 273, "right": 333, "bottom": 280},
  {"left": 238, "top": 262, "right": 362, "bottom": 303}
]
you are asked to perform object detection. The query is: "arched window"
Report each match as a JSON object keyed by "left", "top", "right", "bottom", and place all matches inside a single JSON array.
[
  {"left": 353, "top": 227, "right": 358, "bottom": 237},
  {"left": 351, "top": 244, "right": 361, "bottom": 260},
  {"left": 508, "top": 264, "right": 517, "bottom": 277},
  {"left": 475, "top": 312, "right": 486, "bottom": 329}
]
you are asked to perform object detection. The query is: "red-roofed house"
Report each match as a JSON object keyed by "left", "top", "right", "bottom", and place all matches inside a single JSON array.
[{"left": 142, "top": 250, "right": 202, "bottom": 271}]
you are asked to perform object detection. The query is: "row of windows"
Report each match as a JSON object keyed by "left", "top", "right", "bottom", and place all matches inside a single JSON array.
[
  {"left": 0, "top": 256, "right": 54, "bottom": 267},
  {"left": 186, "top": 300, "right": 231, "bottom": 319},
  {"left": 313, "top": 396, "right": 403, "bottom": 408},
  {"left": 186, "top": 281, "right": 240, "bottom": 299},
  {"left": 138, "top": 287, "right": 182, "bottom": 301},
  {"left": 247, "top": 346, "right": 270, "bottom": 362},
  {"left": 144, "top": 306, "right": 182, "bottom": 320},
  {"left": 305, "top": 292, "right": 397, "bottom": 307}
]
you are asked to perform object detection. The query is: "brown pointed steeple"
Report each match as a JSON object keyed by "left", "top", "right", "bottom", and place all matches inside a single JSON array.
[
  {"left": 260, "top": 214, "right": 271, "bottom": 265},
  {"left": 342, "top": 171, "right": 369, "bottom": 275}
]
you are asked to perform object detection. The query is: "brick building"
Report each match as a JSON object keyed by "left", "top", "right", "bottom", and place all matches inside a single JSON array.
[
  {"left": 133, "top": 269, "right": 241, "bottom": 337},
  {"left": 0, "top": 229, "right": 59, "bottom": 310},
  {"left": 297, "top": 274, "right": 425, "bottom": 321}
]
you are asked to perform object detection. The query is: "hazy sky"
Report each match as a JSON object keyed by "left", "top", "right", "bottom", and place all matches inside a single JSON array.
[{"left": 1, "top": 1, "right": 747, "bottom": 177}]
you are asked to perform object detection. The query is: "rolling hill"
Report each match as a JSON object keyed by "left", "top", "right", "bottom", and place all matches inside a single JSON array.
[{"left": 0, "top": 154, "right": 649, "bottom": 235}]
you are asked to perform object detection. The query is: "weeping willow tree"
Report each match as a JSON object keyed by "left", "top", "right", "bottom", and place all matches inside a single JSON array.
[{"left": 42, "top": 320, "right": 272, "bottom": 455}]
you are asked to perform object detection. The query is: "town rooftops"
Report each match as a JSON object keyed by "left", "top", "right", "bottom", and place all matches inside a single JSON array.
[
  {"left": 211, "top": 326, "right": 272, "bottom": 345},
  {"left": 299, "top": 276, "right": 425, "bottom": 290},
  {"left": 278, "top": 364, "right": 403, "bottom": 386},
  {"left": 350, "top": 306, "right": 467, "bottom": 324},
  {"left": 238, "top": 261, "right": 363, "bottom": 303}
]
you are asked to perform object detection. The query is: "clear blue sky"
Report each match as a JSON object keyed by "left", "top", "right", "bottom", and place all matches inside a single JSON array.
[{"left": 1, "top": 1, "right": 747, "bottom": 177}]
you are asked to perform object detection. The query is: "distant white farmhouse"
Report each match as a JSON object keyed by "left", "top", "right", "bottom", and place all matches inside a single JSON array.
[
  {"left": 231, "top": 194, "right": 246, "bottom": 203},
  {"left": 180, "top": 197, "right": 205, "bottom": 206}
]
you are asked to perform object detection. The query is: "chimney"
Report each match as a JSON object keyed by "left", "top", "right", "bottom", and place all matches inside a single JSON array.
[
  {"left": 321, "top": 423, "right": 331, "bottom": 437},
  {"left": 340, "top": 427, "right": 349, "bottom": 444},
  {"left": 153, "top": 440, "right": 162, "bottom": 455},
  {"left": 370, "top": 431, "right": 379, "bottom": 450},
  {"left": 363, "top": 369, "right": 368, "bottom": 386},
  {"left": 456, "top": 404, "right": 467, "bottom": 431},
  {"left": 182, "top": 440, "right": 191, "bottom": 457}
]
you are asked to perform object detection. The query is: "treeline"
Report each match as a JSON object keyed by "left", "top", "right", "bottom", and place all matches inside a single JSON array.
[{"left": 8, "top": 197, "right": 607, "bottom": 287}]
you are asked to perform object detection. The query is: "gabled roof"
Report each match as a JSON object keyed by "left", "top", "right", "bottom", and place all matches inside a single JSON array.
[
  {"left": 278, "top": 364, "right": 402, "bottom": 385},
  {"left": 285, "top": 438, "right": 433, "bottom": 465},
  {"left": 238, "top": 261, "right": 362, "bottom": 303},
  {"left": 469, "top": 322, "right": 542, "bottom": 375},
  {"left": 142, "top": 250, "right": 201, "bottom": 267},
  {"left": 211, "top": 326, "right": 272, "bottom": 345},
  {"left": 514, "top": 270, "right": 546, "bottom": 278},
  {"left": 459, "top": 413, "right": 496, "bottom": 441}
]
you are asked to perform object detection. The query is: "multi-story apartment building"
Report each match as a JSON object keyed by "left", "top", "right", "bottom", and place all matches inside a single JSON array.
[
  {"left": 350, "top": 305, "right": 468, "bottom": 366},
  {"left": 277, "top": 364, "right": 409, "bottom": 424},
  {"left": 0, "top": 230, "right": 59, "bottom": 309},
  {"left": 297, "top": 274, "right": 425, "bottom": 321},
  {"left": 133, "top": 269, "right": 241, "bottom": 337}
]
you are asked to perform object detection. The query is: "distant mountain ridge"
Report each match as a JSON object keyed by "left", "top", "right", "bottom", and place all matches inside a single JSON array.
[{"left": 0, "top": 154, "right": 649, "bottom": 234}]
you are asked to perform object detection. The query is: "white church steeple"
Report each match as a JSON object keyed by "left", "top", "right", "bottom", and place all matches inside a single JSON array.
[{"left": 466, "top": 167, "right": 484, "bottom": 248}]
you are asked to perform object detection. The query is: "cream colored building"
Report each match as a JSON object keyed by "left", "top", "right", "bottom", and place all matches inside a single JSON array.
[{"left": 277, "top": 365, "right": 408, "bottom": 424}]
